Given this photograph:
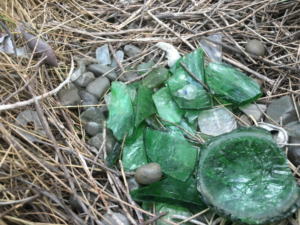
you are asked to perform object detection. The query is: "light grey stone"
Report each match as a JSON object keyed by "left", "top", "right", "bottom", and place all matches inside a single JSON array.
[
  {"left": 57, "top": 89, "right": 81, "bottom": 106},
  {"left": 85, "top": 122, "right": 102, "bottom": 136},
  {"left": 78, "top": 91, "right": 98, "bottom": 111},
  {"left": 134, "top": 163, "right": 162, "bottom": 185},
  {"left": 124, "top": 45, "right": 142, "bottom": 57},
  {"left": 87, "top": 64, "right": 117, "bottom": 81},
  {"left": 238, "top": 114, "right": 252, "bottom": 127},
  {"left": 88, "top": 132, "right": 116, "bottom": 154},
  {"left": 73, "top": 72, "right": 95, "bottom": 88},
  {"left": 117, "top": 70, "right": 138, "bottom": 82},
  {"left": 110, "top": 50, "right": 124, "bottom": 68},
  {"left": 79, "top": 107, "right": 106, "bottom": 124},
  {"left": 85, "top": 77, "right": 110, "bottom": 99}
]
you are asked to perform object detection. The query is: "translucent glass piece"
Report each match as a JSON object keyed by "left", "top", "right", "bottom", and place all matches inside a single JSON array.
[
  {"left": 96, "top": 44, "right": 111, "bottom": 65},
  {"left": 198, "top": 107, "right": 237, "bottom": 136},
  {"left": 200, "top": 33, "right": 222, "bottom": 62},
  {"left": 104, "top": 93, "right": 111, "bottom": 110},
  {"left": 173, "top": 84, "right": 197, "bottom": 100}
]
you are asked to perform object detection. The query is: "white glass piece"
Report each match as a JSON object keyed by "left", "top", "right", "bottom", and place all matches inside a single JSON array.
[
  {"left": 110, "top": 50, "right": 124, "bottom": 68},
  {"left": 200, "top": 33, "right": 223, "bottom": 62},
  {"left": 173, "top": 84, "right": 197, "bottom": 100},
  {"left": 104, "top": 93, "right": 111, "bottom": 110}
]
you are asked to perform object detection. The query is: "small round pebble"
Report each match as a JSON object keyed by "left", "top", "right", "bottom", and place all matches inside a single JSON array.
[
  {"left": 245, "top": 40, "right": 265, "bottom": 57},
  {"left": 127, "top": 177, "right": 143, "bottom": 192},
  {"left": 134, "top": 163, "right": 162, "bottom": 185},
  {"left": 101, "top": 212, "right": 129, "bottom": 225},
  {"left": 69, "top": 191, "right": 97, "bottom": 211}
]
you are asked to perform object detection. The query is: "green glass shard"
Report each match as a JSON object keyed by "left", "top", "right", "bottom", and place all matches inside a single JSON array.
[
  {"left": 135, "top": 86, "right": 157, "bottom": 127},
  {"left": 145, "top": 115, "right": 166, "bottom": 132},
  {"left": 127, "top": 81, "right": 141, "bottom": 90},
  {"left": 107, "top": 81, "right": 135, "bottom": 141},
  {"left": 143, "top": 202, "right": 193, "bottom": 225},
  {"left": 184, "top": 110, "right": 200, "bottom": 124},
  {"left": 206, "top": 62, "right": 263, "bottom": 106},
  {"left": 152, "top": 87, "right": 184, "bottom": 125},
  {"left": 170, "top": 47, "right": 206, "bottom": 89},
  {"left": 167, "top": 67, "right": 212, "bottom": 110},
  {"left": 145, "top": 128, "right": 197, "bottom": 181},
  {"left": 122, "top": 124, "right": 147, "bottom": 172},
  {"left": 105, "top": 142, "right": 122, "bottom": 167},
  {"left": 131, "top": 176, "right": 206, "bottom": 212},
  {"left": 137, "top": 60, "right": 155, "bottom": 75},
  {"left": 196, "top": 127, "right": 300, "bottom": 224},
  {"left": 142, "top": 67, "right": 170, "bottom": 88}
]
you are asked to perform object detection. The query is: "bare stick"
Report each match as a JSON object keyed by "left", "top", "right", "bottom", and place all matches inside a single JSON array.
[
  {"left": 139, "top": 211, "right": 169, "bottom": 225},
  {"left": 108, "top": 43, "right": 125, "bottom": 73}
]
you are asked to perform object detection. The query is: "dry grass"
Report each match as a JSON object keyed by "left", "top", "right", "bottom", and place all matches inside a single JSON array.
[{"left": 0, "top": 0, "right": 300, "bottom": 224}]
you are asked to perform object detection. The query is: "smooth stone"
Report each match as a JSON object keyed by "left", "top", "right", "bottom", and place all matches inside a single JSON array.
[
  {"left": 85, "top": 122, "right": 102, "bottom": 136},
  {"left": 238, "top": 114, "right": 252, "bottom": 127},
  {"left": 85, "top": 77, "right": 110, "bottom": 99},
  {"left": 87, "top": 132, "right": 116, "bottom": 154},
  {"left": 87, "top": 64, "right": 117, "bottom": 81},
  {"left": 285, "top": 121, "right": 300, "bottom": 137},
  {"left": 245, "top": 39, "right": 265, "bottom": 57},
  {"left": 127, "top": 177, "right": 144, "bottom": 193},
  {"left": 239, "top": 104, "right": 267, "bottom": 122},
  {"left": 73, "top": 72, "right": 95, "bottom": 88},
  {"left": 71, "top": 57, "right": 100, "bottom": 82},
  {"left": 15, "top": 110, "right": 46, "bottom": 142},
  {"left": 118, "top": 70, "right": 138, "bottom": 82},
  {"left": 79, "top": 107, "right": 106, "bottom": 124},
  {"left": 285, "top": 122, "right": 300, "bottom": 166},
  {"left": 124, "top": 45, "right": 142, "bottom": 57},
  {"left": 57, "top": 89, "right": 81, "bottom": 106},
  {"left": 134, "top": 163, "right": 162, "bottom": 185},
  {"left": 71, "top": 65, "right": 86, "bottom": 82},
  {"left": 266, "top": 95, "right": 300, "bottom": 125},
  {"left": 96, "top": 44, "right": 111, "bottom": 65},
  {"left": 67, "top": 82, "right": 84, "bottom": 93},
  {"left": 78, "top": 91, "right": 98, "bottom": 111},
  {"left": 101, "top": 212, "right": 129, "bottom": 225},
  {"left": 110, "top": 50, "right": 124, "bottom": 68},
  {"left": 69, "top": 191, "right": 97, "bottom": 211}
]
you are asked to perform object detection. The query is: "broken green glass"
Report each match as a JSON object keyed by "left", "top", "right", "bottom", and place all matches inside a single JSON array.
[
  {"left": 145, "top": 128, "right": 197, "bottom": 182},
  {"left": 167, "top": 67, "right": 212, "bottom": 110},
  {"left": 152, "top": 87, "right": 184, "bottom": 125},
  {"left": 142, "top": 67, "right": 170, "bottom": 88},
  {"left": 170, "top": 47, "right": 206, "bottom": 89},
  {"left": 122, "top": 124, "right": 147, "bottom": 172},
  {"left": 137, "top": 60, "right": 155, "bottom": 75},
  {"left": 196, "top": 127, "right": 300, "bottom": 224},
  {"left": 131, "top": 176, "right": 206, "bottom": 212},
  {"left": 206, "top": 62, "right": 263, "bottom": 106},
  {"left": 127, "top": 81, "right": 141, "bottom": 90},
  {"left": 143, "top": 202, "right": 193, "bottom": 225},
  {"left": 145, "top": 115, "right": 166, "bottom": 132},
  {"left": 107, "top": 81, "right": 135, "bottom": 141},
  {"left": 135, "top": 86, "right": 156, "bottom": 127},
  {"left": 105, "top": 142, "right": 121, "bottom": 167}
]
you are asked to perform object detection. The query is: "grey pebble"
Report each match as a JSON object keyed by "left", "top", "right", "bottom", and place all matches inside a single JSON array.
[
  {"left": 87, "top": 132, "right": 116, "bottom": 154},
  {"left": 124, "top": 45, "right": 142, "bottom": 57},
  {"left": 73, "top": 72, "right": 95, "bottom": 88},
  {"left": 85, "top": 76, "right": 110, "bottom": 99},
  {"left": 135, "top": 163, "right": 162, "bottom": 185},
  {"left": 238, "top": 114, "right": 252, "bottom": 127},
  {"left": 78, "top": 91, "right": 98, "bottom": 111},
  {"left": 80, "top": 107, "right": 106, "bottom": 124},
  {"left": 101, "top": 212, "right": 129, "bottom": 225},
  {"left": 15, "top": 110, "right": 46, "bottom": 142},
  {"left": 69, "top": 191, "right": 97, "bottom": 211},
  {"left": 87, "top": 64, "right": 117, "bottom": 81},
  {"left": 239, "top": 104, "right": 267, "bottom": 122},
  {"left": 57, "top": 89, "right": 81, "bottom": 106},
  {"left": 85, "top": 122, "right": 102, "bottom": 136},
  {"left": 110, "top": 50, "right": 124, "bottom": 68},
  {"left": 245, "top": 39, "right": 265, "bottom": 57}
]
